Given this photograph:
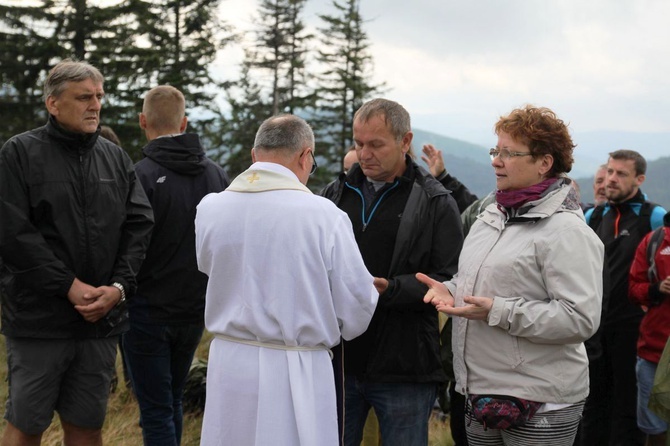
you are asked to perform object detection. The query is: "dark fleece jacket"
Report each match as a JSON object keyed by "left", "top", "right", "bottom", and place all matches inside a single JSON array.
[{"left": 130, "top": 133, "right": 229, "bottom": 324}]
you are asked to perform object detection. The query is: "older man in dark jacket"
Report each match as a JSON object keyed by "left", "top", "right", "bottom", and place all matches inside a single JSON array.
[
  {"left": 322, "top": 98, "right": 463, "bottom": 446},
  {"left": 0, "top": 60, "right": 154, "bottom": 445}
]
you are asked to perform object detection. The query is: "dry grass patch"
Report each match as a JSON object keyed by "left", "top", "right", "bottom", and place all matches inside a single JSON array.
[
  {"left": 0, "top": 333, "right": 209, "bottom": 445},
  {"left": 0, "top": 332, "right": 454, "bottom": 445}
]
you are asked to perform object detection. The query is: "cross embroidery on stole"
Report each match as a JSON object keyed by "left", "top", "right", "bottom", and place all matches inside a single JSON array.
[{"left": 247, "top": 172, "right": 260, "bottom": 183}]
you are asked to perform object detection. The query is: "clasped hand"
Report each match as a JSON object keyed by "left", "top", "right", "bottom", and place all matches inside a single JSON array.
[
  {"left": 416, "top": 273, "right": 493, "bottom": 321},
  {"left": 67, "top": 278, "right": 120, "bottom": 323}
]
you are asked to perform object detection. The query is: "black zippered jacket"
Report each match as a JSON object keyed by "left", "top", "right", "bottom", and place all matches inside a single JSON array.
[
  {"left": 587, "top": 190, "right": 666, "bottom": 327},
  {"left": 321, "top": 159, "right": 463, "bottom": 382},
  {"left": 130, "top": 134, "right": 229, "bottom": 324},
  {"left": 0, "top": 116, "right": 154, "bottom": 339}
]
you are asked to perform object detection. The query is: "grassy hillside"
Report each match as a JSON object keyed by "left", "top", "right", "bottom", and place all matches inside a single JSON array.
[
  {"left": 0, "top": 334, "right": 212, "bottom": 445},
  {"left": 0, "top": 333, "right": 454, "bottom": 445}
]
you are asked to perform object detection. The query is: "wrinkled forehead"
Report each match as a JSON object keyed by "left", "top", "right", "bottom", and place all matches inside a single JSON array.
[
  {"left": 353, "top": 114, "right": 394, "bottom": 138},
  {"left": 44, "top": 78, "right": 103, "bottom": 102},
  {"left": 64, "top": 78, "right": 104, "bottom": 93}
]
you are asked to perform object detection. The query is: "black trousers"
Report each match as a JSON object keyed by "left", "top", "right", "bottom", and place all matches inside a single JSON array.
[
  {"left": 450, "top": 381, "right": 468, "bottom": 446},
  {"left": 577, "top": 323, "right": 645, "bottom": 446}
]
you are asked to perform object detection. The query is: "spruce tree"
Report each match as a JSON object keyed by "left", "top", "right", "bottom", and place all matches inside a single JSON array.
[
  {"left": 247, "top": 0, "right": 313, "bottom": 116},
  {"left": 0, "top": 0, "right": 230, "bottom": 160},
  {"left": 212, "top": 0, "right": 313, "bottom": 177},
  {"left": 209, "top": 57, "right": 271, "bottom": 177},
  {"left": 0, "top": 0, "right": 148, "bottom": 149},
  {"left": 314, "top": 0, "right": 384, "bottom": 175},
  {"left": 0, "top": 1, "right": 74, "bottom": 145}
]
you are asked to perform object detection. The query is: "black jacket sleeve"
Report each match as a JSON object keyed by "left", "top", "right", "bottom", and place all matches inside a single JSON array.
[
  {"left": 380, "top": 190, "right": 464, "bottom": 309},
  {"left": 436, "top": 171, "right": 478, "bottom": 213},
  {"left": 0, "top": 139, "right": 76, "bottom": 297}
]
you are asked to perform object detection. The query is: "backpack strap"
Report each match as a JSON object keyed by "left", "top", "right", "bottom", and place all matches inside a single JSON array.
[
  {"left": 639, "top": 201, "right": 655, "bottom": 234},
  {"left": 647, "top": 226, "right": 665, "bottom": 283},
  {"left": 587, "top": 205, "right": 605, "bottom": 231},
  {"left": 588, "top": 202, "right": 658, "bottom": 233}
]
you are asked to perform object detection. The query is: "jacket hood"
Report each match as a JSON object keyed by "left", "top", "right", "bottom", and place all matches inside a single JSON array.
[
  {"left": 523, "top": 177, "right": 582, "bottom": 215},
  {"left": 142, "top": 133, "right": 208, "bottom": 176},
  {"left": 47, "top": 115, "right": 100, "bottom": 154}
]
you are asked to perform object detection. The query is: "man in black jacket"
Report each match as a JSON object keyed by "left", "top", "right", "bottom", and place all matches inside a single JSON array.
[
  {"left": 580, "top": 150, "right": 667, "bottom": 446},
  {"left": 123, "top": 85, "right": 229, "bottom": 446},
  {"left": 322, "top": 98, "right": 463, "bottom": 446},
  {"left": 0, "top": 59, "right": 154, "bottom": 445}
]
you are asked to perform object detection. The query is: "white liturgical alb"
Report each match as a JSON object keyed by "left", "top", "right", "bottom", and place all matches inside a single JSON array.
[{"left": 195, "top": 162, "right": 378, "bottom": 446}]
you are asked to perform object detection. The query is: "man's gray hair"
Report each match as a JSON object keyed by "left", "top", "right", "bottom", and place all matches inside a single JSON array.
[
  {"left": 254, "top": 114, "right": 314, "bottom": 154},
  {"left": 354, "top": 98, "right": 411, "bottom": 141},
  {"left": 44, "top": 59, "right": 104, "bottom": 100}
]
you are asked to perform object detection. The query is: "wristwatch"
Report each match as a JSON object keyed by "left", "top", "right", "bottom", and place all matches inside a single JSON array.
[{"left": 111, "top": 282, "right": 126, "bottom": 306}]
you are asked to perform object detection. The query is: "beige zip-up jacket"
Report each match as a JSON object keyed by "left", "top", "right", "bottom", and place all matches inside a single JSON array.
[{"left": 446, "top": 181, "right": 604, "bottom": 403}]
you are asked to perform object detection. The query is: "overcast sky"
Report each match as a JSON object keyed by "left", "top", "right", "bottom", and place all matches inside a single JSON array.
[{"left": 215, "top": 0, "right": 670, "bottom": 155}]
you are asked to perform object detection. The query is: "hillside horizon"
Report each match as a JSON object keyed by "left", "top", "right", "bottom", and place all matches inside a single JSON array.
[{"left": 412, "top": 128, "right": 670, "bottom": 210}]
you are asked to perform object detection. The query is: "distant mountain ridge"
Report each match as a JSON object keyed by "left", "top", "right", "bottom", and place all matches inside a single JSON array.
[
  {"left": 412, "top": 128, "right": 495, "bottom": 198},
  {"left": 576, "top": 156, "right": 670, "bottom": 210},
  {"left": 572, "top": 130, "right": 670, "bottom": 177},
  {"left": 412, "top": 128, "right": 491, "bottom": 164},
  {"left": 412, "top": 128, "right": 670, "bottom": 210}
]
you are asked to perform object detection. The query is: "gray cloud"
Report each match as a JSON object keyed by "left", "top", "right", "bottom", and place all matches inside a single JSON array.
[{"left": 222, "top": 0, "right": 670, "bottom": 166}]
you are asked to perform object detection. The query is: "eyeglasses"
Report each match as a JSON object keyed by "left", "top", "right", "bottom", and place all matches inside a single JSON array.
[
  {"left": 489, "top": 148, "right": 533, "bottom": 161},
  {"left": 309, "top": 150, "right": 317, "bottom": 175}
]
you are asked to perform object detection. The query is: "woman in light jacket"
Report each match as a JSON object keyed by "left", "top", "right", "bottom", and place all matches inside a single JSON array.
[{"left": 418, "top": 105, "right": 604, "bottom": 446}]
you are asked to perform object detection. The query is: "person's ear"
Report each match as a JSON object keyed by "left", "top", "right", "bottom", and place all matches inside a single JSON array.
[
  {"left": 180, "top": 116, "right": 188, "bottom": 133},
  {"left": 635, "top": 174, "right": 646, "bottom": 187},
  {"left": 139, "top": 113, "right": 147, "bottom": 130},
  {"left": 299, "top": 148, "right": 310, "bottom": 172},
  {"left": 538, "top": 154, "right": 554, "bottom": 176},
  {"left": 46, "top": 96, "right": 58, "bottom": 116},
  {"left": 250, "top": 148, "right": 257, "bottom": 163},
  {"left": 401, "top": 131, "right": 413, "bottom": 155}
]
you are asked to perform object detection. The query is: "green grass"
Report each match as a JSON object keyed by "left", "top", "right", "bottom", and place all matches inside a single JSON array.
[{"left": 0, "top": 332, "right": 454, "bottom": 445}]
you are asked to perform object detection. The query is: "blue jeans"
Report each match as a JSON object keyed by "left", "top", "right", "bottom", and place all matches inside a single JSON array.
[
  {"left": 636, "top": 356, "right": 668, "bottom": 435},
  {"left": 343, "top": 376, "right": 437, "bottom": 446},
  {"left": 123, "top": 321, "right": 204, "bottom": 446}
]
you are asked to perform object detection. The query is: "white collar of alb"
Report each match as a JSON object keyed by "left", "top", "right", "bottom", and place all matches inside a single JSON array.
[{"left": 227, "top": 164, "right": 311, "bottom": 194}]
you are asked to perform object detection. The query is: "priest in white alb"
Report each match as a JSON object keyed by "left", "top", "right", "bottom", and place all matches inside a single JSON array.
[{"left": 195, "top": 114, "right": 379, "bottom": 446}]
